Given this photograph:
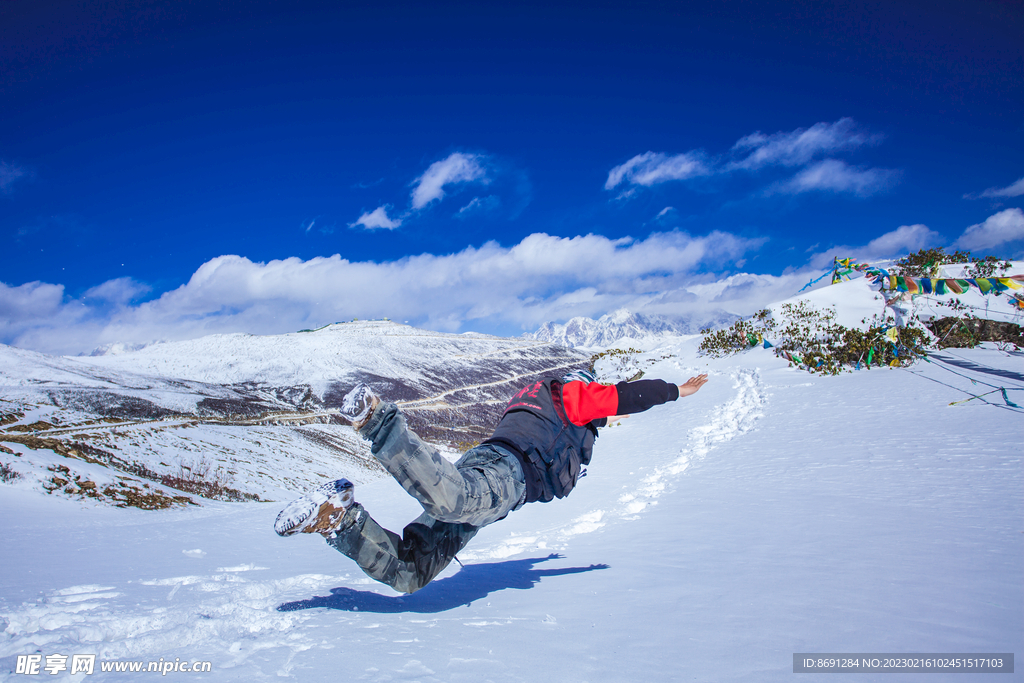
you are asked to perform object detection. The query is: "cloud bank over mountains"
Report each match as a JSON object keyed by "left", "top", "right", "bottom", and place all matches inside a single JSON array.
[
  {"left": 2, "top": 231, "right": 756, "bottom": 354},
  {"left": 4, "top": 208, "right": 1019, "bottom": 356}
]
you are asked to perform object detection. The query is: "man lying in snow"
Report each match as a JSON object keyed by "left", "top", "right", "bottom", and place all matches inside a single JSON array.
[{"left": 275, "top": 370, "right": 708, "bottom": 594}]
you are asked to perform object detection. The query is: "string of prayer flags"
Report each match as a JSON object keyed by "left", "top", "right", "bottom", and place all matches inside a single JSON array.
[
  {"left": 884, "top": 274, "right": 1024, "bottom": 295},
  {"left": 948, "top": 387, "right": 1024, "bottom": 409},
  {"left": 831, "top": 257, "right": 1023, "bottom": 308}
]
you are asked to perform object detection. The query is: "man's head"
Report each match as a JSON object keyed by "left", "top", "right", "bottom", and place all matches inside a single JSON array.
[{"left": 560, "top": 369, "right": 597, "bottom": 384}]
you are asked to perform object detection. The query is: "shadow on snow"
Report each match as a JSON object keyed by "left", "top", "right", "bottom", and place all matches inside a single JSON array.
[
  {"left": 931, "top": 352, "right": 1024, "bottom": 383},
  {"left": 277, "top": 554, "right": 608, "bottom": 614}
]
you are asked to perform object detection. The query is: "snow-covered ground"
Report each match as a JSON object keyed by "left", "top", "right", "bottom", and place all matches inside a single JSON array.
[{"left": 1, "top": 280, "right": 1022, "bottom": 681}]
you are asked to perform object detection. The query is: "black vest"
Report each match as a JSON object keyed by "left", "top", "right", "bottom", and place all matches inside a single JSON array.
[{"left": 484, "top": 379, "right": 597, "bottom": 503}]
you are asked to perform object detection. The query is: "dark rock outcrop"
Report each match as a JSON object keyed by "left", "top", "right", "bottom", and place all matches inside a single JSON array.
[{"left": 925, "top": 317, "right": 1023, "bottom": 349}]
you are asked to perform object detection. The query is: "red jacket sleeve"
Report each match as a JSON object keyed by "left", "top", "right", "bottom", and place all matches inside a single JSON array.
[
  {"left": 561, "top": 381, "right": 619, "bottom": 426},
  {"left": 561, "top": 379, "right": 680, "bottom": 426}
]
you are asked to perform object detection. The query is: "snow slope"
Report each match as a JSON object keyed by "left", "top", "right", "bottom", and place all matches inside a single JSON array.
[{"left": 2, "top": 330, "right": 1021, "bottom": 681}]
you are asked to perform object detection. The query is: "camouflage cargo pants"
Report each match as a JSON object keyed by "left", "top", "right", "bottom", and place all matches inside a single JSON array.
[{"left": 326, "top": 401, "right": 527, "bottom": 594}]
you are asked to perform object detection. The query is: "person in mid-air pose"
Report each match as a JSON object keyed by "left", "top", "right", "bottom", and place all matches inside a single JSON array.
[{"left": 275, "top": 369, "right": 708, "bottom": 594}]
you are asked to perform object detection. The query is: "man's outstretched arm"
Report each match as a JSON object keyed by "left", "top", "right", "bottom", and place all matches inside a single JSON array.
[{"left": 562, "top": 374, "right": 709, "bottom": 426}]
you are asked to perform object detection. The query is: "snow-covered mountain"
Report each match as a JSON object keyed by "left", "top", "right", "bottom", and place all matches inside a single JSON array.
[
  {"left": 526, "top": 308, "right": 739, "bottom": 349},
  {"left": 0, "top": 321, "right": 588, "bottom": 506}
]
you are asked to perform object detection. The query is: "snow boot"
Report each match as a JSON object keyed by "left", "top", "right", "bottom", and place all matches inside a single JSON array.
[
  {"left": 274, "top": 479, "right": 355, "bottom": 537},
  {"left": 339, "top": 382, "right": 379, "bottom": 429}
]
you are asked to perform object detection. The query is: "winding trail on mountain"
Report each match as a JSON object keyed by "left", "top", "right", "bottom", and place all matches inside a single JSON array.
[{"left": 397, "top": 360, "right": 586, "bottom": 410}]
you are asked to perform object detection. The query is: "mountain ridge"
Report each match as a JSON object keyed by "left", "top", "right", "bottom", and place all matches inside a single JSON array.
[
  {"left": 525, "top": 308, "right": 739, "bottom": 349},
  {"left": 0, "top": 321, "right": 589, "bottom": 506}
]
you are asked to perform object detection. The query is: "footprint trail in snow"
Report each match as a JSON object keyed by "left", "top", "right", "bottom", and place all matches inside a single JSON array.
[{"left": 618, "top": 368, "right": 766, "bottom": 514}]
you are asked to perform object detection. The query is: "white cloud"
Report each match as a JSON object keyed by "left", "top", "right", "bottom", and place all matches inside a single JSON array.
[
  {"left": 605, "top": 119, "right": 893, "bottom": 196},
  {"left": 804, "top": 212, "right": 1024, "bottom": 271},
  {"left": 807, "top": 223, "right": 942, "bottom": 269},
  {"left": 861, "top": 224, "right": 940, "bottom": 257},
  {"left": 772, "top": 159, "right": 900, "bottom": 196},
  {"left": 0, "top": 280, "right": 91, "bottom": 352},
  {"left": 0, "top": 160, "right": 28, "bottom": 194},
  {"left": 680, "top": 271, "right": 814, "bottom": 311},
  {"left": 605, "top": 152, "right": 710, "bottom": 190},
  {"left": 953, "top": 208, "right": 1024, "bottom": 251},
  {"left": 656, "top": 206, "right": 675, "bottom": 219},
  {"left": 411, "top": 153, "right": 489, "bottom": 209},
  {"left": 350, "top": 205, "right": 402, "bottom": 230},
  {"left": 729, "top": 118, "right": 877, "bottom": 170},
  {"left": 346, "top": 153, "right": 505, "bottom": 230},
  {"left": 1, "top": 231, "right": 766, "bottom": 355},
  {"left": 84, "top": 277, "right": 152, "bottom": 304},
  {"left": 0, "top": 281, "right": 66, "bottom": 324},
  {"left": 972, "top": 177, "right": 1024, "bottom": 199},
  {"left": 455, "top": 195, "right": 500, "bottom": 218}
]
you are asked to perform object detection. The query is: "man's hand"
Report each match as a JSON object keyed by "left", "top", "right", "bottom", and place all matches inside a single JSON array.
[{"left": 678, "top": 374, "right": 708, "bottom": 397}]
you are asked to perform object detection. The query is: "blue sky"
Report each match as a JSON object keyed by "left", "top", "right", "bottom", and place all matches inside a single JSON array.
[{"left": 2, "top": 0, "right": 1023, "bottom": 353}]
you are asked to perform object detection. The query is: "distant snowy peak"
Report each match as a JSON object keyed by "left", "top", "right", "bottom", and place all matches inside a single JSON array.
[{"left": 526, "top": 309, "right": 738, "bottom": 349}]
